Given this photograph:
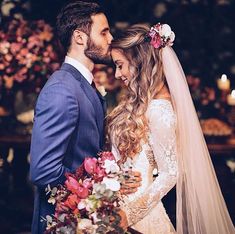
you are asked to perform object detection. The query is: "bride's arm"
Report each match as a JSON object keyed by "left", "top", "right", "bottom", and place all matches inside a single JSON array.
[{"left": 122, "top": 101, "right": 178, "bottom": 226}]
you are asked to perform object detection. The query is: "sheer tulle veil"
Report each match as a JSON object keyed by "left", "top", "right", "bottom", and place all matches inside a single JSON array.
[{"left": 161, "top": 47, "right": 234, "bottom": 234}]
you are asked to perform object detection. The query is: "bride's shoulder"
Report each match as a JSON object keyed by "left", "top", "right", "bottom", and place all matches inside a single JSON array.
[
  {"left": 148, "top": 99, "right": 174, "bottom": 112},
  {"left": 147, "top": 99, "right": 176, "bottom": 127}
]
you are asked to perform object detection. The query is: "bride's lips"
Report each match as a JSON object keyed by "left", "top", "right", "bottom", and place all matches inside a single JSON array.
[{"left": 122, "top": 77, "right": 128, "bottom": 85}]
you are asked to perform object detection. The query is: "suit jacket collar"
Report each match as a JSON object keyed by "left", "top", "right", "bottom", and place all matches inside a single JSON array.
[{"left": 64, "top": 57, "right": 93, "bottom": 84}]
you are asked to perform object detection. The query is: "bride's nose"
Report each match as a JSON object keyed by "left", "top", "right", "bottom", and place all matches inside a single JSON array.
[{"left": 115, "top": 69, "right": 122, "bottom": 79}]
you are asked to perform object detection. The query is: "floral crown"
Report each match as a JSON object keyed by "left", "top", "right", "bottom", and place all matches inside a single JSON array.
[{"left": 145, "top": 23, "right": 175, "bottom": 49}]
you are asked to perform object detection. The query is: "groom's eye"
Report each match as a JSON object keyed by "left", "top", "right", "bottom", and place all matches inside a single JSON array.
[{"left": 117, "top": 64, "right": 122, "bottom": 69}]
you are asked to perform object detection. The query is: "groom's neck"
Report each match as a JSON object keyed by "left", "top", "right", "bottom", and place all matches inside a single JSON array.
[{"left": 67, "top": 50, "right": 94, "bottom": 73}]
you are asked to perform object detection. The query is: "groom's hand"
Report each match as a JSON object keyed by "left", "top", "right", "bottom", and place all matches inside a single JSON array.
[
  {"left": 118, "top": 209, "right": 128, "bottom": 231},
  {"left": 121, "top": 171, "right": 142, "bottom": 195}
]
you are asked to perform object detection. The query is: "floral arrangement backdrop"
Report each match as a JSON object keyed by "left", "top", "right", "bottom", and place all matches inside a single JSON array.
[
  {"left": 0, "top": 0, "right": 62, "bottom": 133},
  {"left": 0, "top": 0, "right": 235, "bottom": 120}
]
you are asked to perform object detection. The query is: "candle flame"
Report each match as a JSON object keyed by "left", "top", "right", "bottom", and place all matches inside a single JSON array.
[{"left": 221, "top": 74, "right": 227, "bottom": 82}]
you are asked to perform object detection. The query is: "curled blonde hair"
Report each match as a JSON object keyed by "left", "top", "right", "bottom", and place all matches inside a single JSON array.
[{"left": 107, "top": 24, "right": 165, "bottom": 162}]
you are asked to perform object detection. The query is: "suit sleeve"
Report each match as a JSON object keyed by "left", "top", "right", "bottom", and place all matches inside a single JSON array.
[{"left": 30, "top": 83, "right": 79, "bottom": 189}]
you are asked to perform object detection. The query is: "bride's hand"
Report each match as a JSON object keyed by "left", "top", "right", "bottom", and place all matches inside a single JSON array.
[{"left": 120, "top": 171, "right": 142, "bottom": 195}]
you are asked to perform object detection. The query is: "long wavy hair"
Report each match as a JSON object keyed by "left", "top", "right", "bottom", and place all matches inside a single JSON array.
[{"left": 107, "top": 24, "right": 166, "bottom": 162}]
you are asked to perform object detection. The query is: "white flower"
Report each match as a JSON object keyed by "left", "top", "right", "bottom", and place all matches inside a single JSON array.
[
  {"left": 90, "top": 212, "right": 101, "bottom": 223},
  {"left": 77, "top": 200, "right": 86, "bottom": 210},
  {"left": 102, "top": 177, "right": 121, "bottom": 192},
  {"left": 77, "top": 219, "right": 93, "bottom": 230},
  {"left": 121, "top": 157, "right": 133, "bottom": 172},
  {"left": 169, "top": 31, "right": 175, "bottom": 43},
  {"left": 103, "top": 160, "right": 120, "bottom": 174},
  {"left": 86, "top": 200, "right": 95, "bottom": 211},
  {"left": 159, "top": 24, "right": 172, "bottom": 37}
]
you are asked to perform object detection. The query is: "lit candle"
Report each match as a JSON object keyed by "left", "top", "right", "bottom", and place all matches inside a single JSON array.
[
  {"left": 227, "top": 90, "right": 235, "bottom": 106},
  {"left": 217, "top": 74, "right": 230, "bottom": 91}
]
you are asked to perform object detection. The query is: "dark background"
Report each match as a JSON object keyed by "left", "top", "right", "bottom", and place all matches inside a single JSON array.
[{"left": 0, "top": 1, "right": 234, "bottom": 233}]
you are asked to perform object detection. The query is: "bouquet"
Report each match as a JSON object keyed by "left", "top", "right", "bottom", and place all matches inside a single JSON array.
[{"left": 43, "top": 151, "right": 134, "bottom": 234}]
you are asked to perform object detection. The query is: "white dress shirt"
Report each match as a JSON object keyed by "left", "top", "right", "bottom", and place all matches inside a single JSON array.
[{"left": 64, "top": 56, "right": 94, "bottom": 84}]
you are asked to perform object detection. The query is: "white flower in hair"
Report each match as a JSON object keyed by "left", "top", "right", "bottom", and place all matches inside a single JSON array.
[
  {"left": 159, "top": 24, "right": 172, "bottom": 37},
  {"left": 169, "top": 31, "right": 175, "bottom": 43}
]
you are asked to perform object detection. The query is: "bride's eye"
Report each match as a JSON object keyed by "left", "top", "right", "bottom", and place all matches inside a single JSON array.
[{"left": 117, "top": 64, "right": 122, "bottom": 70}]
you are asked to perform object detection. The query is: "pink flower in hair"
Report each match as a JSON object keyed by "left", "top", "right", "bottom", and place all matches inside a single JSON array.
[{"left": 147, "top": 23, "right": 175, "bottom": 49}]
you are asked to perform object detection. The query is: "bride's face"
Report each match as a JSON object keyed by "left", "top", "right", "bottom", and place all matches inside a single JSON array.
[{"left": 111, "top": 49, "right": 132, "bottom": 86}]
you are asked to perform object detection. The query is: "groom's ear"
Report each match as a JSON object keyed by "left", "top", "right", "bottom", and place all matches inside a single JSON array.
[{"left": 72, "top": 29, "right": 87, "bottom": 45}]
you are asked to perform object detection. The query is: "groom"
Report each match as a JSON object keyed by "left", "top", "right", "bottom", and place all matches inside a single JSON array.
[{"left": 30, "top": 1, "right": 113, "bottom": 233}]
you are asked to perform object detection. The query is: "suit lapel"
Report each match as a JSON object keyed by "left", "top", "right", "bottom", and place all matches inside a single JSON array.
[
  {"left": 60, "top": 63, "right": 104, "bottom": 138},
  {"left": 95, "top": 90, "right": 107, "bottom": 115}
]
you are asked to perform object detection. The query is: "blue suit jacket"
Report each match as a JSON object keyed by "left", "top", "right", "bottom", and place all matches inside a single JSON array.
[{"left": 30, "top": 63, "right": 105, "bottom": 234}]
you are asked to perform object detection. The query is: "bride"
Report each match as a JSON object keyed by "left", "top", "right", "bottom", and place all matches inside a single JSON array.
[{"left": 107, "top": 23, "right": 234, "bottom": 234}]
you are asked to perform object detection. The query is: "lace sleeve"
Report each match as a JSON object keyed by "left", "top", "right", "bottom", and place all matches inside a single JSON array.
[{"left": 123, "top": 100, "right": 178, "bottom": 226}]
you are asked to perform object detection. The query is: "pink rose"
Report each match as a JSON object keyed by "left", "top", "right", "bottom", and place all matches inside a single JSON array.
[
  {"left": 65, "top": 175, "right": 80, "bottom": 194},
  {"left": 84, "top": 157, "right": 97, "bottom": 174},
  {"left": 94, "top": 167, "right": 106, "bottom": 181},
  {"left": 150, "top": 35, "right": 162, "bottom": 49}
]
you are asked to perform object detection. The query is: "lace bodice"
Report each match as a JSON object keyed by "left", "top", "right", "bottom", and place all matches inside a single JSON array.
[{"left": 112, "top": 99, "right": 178, "bottom": 226}]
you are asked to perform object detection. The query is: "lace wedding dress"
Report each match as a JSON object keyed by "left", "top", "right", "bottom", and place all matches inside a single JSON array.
[{"left": 112, "top": 99, "right": 177, "bottom": 234}]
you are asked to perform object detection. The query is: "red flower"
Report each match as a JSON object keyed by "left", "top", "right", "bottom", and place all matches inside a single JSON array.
[
  {"left": 64, "top": 194, "right": 80, "bottom": 210},
  {"left": 84, "top": 157, "right": 97, "bottom": 174},
  {"left": 65, "top": 175, "right": 89, "bottom": 199},
  {"left": 75, "top": 185, "right": 89, "bottom": 199},
  {"left": 72, "top": 208, "right": 79, "bottom": 216}
]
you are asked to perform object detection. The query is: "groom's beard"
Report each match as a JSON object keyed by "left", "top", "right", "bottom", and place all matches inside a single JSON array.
[{"left": 84, "top": 38, "right": 111, "bottom": 65}]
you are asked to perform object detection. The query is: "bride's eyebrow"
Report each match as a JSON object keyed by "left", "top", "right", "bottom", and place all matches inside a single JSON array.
[{"left": 114, "top": 60, "right": 123, "bottom": 64}]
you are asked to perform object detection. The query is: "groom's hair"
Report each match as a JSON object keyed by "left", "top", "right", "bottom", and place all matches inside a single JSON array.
[{"left": 56, "top": 1, "right": 103, "bottom": 51}]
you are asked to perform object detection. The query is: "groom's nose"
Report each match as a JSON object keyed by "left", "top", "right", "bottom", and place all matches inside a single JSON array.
[{"left": 107, "top": 32, "right": 113, "bottom": 45}]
